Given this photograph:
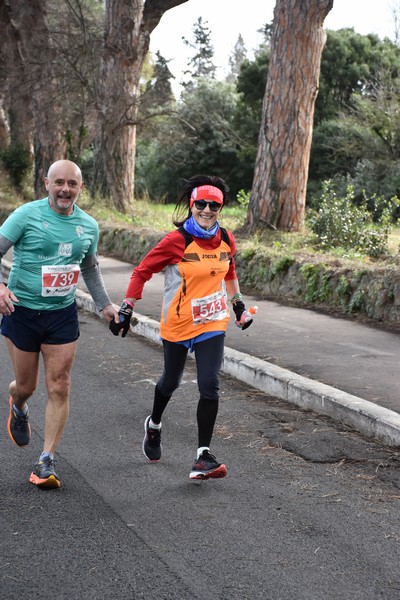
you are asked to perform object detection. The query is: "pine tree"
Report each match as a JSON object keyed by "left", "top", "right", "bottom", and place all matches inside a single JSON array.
[
  {"left": 141, "top": 51, "right": 175, "bottom": 113},
  {"left": 182, "top": 17, "right": 216, "bottom": 87},
  {"left": 227, "top": 34, "right": 247, "bottom": 83}
]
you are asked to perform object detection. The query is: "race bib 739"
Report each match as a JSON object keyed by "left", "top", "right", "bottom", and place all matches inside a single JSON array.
[{"left": 41, "top": 264, "right": 80, "bottom": 297}]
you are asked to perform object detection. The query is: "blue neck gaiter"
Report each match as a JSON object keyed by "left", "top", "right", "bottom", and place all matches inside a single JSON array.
[{"left": 183, "top": 216, "right": 220, "bottom": 239}]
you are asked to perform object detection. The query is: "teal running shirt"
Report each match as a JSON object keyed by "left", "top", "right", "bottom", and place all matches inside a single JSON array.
[{"left": 0, "top": 198, "right": 99, "bottom": 310}]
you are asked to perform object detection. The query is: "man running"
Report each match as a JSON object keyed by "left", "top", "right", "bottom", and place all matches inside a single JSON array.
[{"left": 0, "top": 159, "right": 117, "bottom": 489}]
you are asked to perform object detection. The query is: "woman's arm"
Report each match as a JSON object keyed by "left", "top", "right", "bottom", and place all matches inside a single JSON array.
[{"left": 125, "top": 230, "right": 186, "bottom": 300}]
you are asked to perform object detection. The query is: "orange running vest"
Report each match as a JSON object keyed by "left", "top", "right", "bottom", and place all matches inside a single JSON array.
[{"left": 160, "top": 231, "right": 232, "bottom": 342}]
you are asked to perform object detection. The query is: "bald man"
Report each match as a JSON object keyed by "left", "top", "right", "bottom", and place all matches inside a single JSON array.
[{"left": 0, "top": 160, "right": 118, "bottom": 489}]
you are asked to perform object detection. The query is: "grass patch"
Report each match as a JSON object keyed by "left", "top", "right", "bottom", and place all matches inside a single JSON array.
[{"left": 79, "top": 192, "right": 245, "bottom": 232}]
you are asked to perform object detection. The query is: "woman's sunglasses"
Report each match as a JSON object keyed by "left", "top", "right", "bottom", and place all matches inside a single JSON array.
[{"left": 193, "top": 200, "right": 222, "bottom": 212}]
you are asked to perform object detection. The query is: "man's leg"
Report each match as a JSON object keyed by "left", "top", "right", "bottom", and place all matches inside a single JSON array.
[
  {"left": 6, "top": 338, "right": 40, "bottom": 410},
  {"left": 41, "top": 341, "right": 77, "bottom": 454},
  {"left": 6, "top": 338, "right": 39, "bottom": 446},
  {"left": 29, "top": 341, "right": 77, "bottom": 489}
]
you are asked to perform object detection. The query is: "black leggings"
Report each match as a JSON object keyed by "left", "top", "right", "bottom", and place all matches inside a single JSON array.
[{"left": 151, "top": 334, "right": 225, "bottom": 447}]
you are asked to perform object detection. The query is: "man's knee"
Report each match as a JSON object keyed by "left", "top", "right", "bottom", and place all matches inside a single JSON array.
[{"left": 47, "top": 373, "right": 71, "bottom": 399}]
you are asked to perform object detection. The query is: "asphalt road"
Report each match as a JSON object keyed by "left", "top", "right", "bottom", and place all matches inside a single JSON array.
[{"left": 1, "top": 312, "right": 400, "bottom": 600}]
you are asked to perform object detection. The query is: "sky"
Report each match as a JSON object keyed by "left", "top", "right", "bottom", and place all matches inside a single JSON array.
[{"left": 149, "top": 0, "right": 397, "bottom": 91}]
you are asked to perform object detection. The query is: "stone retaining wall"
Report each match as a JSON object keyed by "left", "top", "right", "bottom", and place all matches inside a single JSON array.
[{"left": 233, "top": 253, "right": 400, "bottom": 324}]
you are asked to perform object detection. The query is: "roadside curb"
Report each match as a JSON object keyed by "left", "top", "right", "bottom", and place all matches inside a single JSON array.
[
  {"left": 2, "top": 258, "right": 400, "bottom": 447},
  {"left": 75, "top": 286, "right": 400, "bottom": 448}
]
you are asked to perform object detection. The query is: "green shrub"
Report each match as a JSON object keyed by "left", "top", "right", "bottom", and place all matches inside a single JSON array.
[
  {"left": 236, "top": 189, "right": 250, "bottom": 208},
  {"left": 301, "top": 264, "right": 323, "bottom": 302},
  {"left": 335, "top": 275, "right": 351, "bottom": 307},
  {"left": 348, "top": 289, "right": 366, "bottom": 313},
  {"left": 270, "top": 256, "right": 295, "bottom": 277},
  {"left": 308, "top": 180, "right": 390, "bottom": 257}
]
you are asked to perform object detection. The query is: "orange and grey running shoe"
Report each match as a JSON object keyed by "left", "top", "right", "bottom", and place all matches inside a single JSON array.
[
  {"left": 7, "top": 396, "right": 31, "bottom": 447},
  {"left": 29, "top": 456, "right": 60, "bottom": 489},
  {"left": 189, "top": 450, "right": 227, "bottom": 481}
]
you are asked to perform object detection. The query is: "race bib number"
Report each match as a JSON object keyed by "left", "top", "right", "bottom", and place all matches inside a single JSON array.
[
  {"left": 41, "top": 264, "right": 80, "bottom": 297},
  {"left": 192, "top": 291, "right": 228, "bottom": 324}
]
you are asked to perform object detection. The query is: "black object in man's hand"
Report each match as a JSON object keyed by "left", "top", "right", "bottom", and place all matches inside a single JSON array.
[{"left": 109, "top": 300, "right": 134, "bottom": 338}]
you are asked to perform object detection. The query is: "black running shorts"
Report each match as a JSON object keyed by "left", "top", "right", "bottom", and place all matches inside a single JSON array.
[{"left": 0, "top": 302, "right": 80, "bottom": 352}]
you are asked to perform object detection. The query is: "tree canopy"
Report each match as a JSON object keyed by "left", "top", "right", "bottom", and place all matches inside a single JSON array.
[{"left": 1, "top": 1, "right": 400, "bottom": 227}]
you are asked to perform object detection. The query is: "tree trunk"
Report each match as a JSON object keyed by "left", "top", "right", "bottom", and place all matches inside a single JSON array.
[
  {"left": 0, "top": 1, "right": 33, "bottom": 155},
  {"left": 94, "top": 0, "right": 188, "bottom": 213},
  {"left": 1, "top": 0, "right": 65, "bottom": 197},
  {"left": 247, "top": 0, "right": 333, "bottom": 232}
]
